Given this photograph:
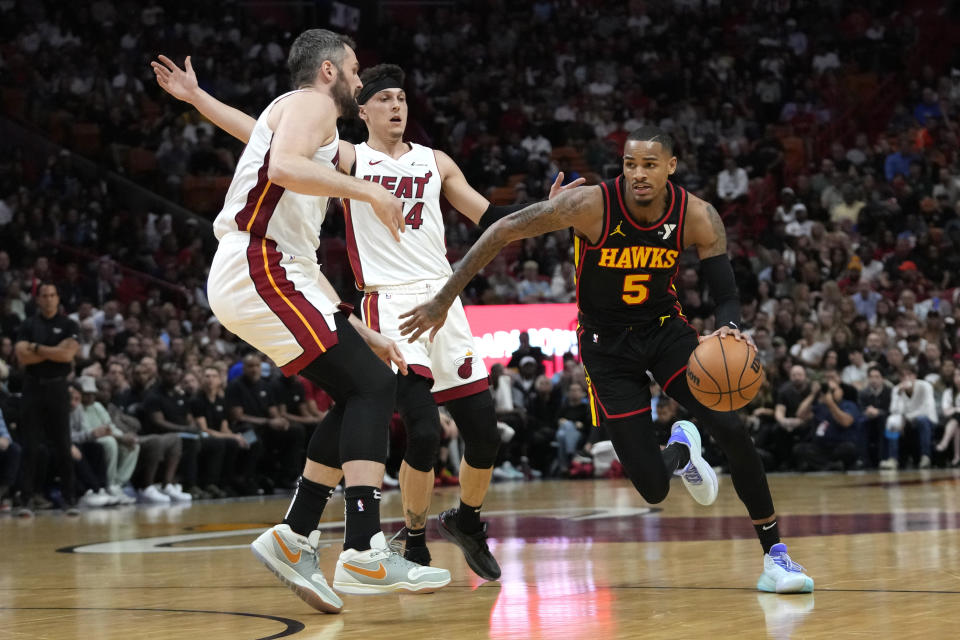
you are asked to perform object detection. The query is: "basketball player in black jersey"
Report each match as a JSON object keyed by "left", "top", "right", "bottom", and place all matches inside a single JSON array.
[{"left": 400, "top": 126, "right": 814, "bottom": 594}]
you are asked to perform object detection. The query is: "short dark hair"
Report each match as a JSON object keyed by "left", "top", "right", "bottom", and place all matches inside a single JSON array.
[
  {"left": 359, "top": 63, "right": 405, "bottom": 88},
  {"left": 38, "top": 281, "right": 58, "bottom": 295},
  {"left": 899, "top": 363, "right": 917, "bottom": 376},
  {"left": 287, "top": 29, "right": 356, "bottom": 88},
  {"left": 626, "top": 126, "right": 675, "bottom": 156}
]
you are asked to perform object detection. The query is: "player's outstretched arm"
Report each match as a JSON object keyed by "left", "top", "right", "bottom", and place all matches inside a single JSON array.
[
  {"left": 435, "top": 150, "right": 586, "bottom": 226},
  {"left": 151, "top": 55, "right": 257, "bottom": 144},
  {"left": 398, "top": 186, "right": 602, "bottom": 342},
  {"left": 152, "top": 54, "right": 357, "bottom": 174}
]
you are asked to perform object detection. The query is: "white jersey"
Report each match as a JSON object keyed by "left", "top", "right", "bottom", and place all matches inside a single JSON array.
[
  {"left": 213, "top": 89, "right": 339, "bottom": 259},
  {"left": 346, "top": 142, "right": 450, "bottom": 289}
]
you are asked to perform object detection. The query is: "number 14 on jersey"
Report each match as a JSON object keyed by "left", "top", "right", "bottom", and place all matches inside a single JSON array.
[{"left": 404, "top": 202, "right": 424, "bottom": 230}]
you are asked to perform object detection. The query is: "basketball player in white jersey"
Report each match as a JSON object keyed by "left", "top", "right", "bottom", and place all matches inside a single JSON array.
[
  {"left": 153, "top": 56, "right": 581, "bottom": 581},
  {"left": 174, "top": 30, "right": 451, "bottom": 613}
]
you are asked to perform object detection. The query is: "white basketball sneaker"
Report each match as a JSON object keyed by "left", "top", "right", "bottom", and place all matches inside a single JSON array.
[
  {"left": 138, "top": 484, "right": 171, "bottom": 504},
  {"left": 757, "top": 543, "right": 815, "bottom": 593},
  {"left": 108, "top": 485, "right": 137, "bottom": 505},
  {"left": 251, "top": 524, "right": 343, "bottom": 613},
  {"left": 162, "top": 483, "right": 192, "bottom": 502},
  {"left": 79, "top": 489, "right": 111, "bottom": 508},
  {"left": 667, "top": 420, "right": 719, "bottom": 506},
  {"left": 333, "top": 531, "right": 451, "bottom": 595}
]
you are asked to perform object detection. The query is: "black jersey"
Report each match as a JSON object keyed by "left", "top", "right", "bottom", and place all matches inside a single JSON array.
[
  {"left": 16, "top": 312, "right": 80, "bottom": 379},
  {"left": 574, "top": 176, "right": 688, "bottom": 327}
]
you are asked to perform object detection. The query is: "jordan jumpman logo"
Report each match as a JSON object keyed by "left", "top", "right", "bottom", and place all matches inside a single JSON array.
[{"left": 610, "top": 221, "right": 626, "bottom": 237}]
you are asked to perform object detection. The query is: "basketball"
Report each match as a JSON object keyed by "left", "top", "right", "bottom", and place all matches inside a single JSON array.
[{"left": 686, "top": 334, "right": 764, "bottom": 412}]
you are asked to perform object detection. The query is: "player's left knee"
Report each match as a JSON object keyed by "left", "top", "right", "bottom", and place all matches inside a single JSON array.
[
  {"left": 403, "top": 405, "right": 442, "bottom": 473},
  {"left": 446, "top": 391, "right": 499, "bottom": 469}
]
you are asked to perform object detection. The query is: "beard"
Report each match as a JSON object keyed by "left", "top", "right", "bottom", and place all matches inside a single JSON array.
[{"left": 332, "top": 71, "right": 358, "bottom": 119}]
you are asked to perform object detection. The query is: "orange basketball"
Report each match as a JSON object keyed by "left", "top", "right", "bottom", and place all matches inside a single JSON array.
[{"left": 686, "top": 334, "right": 764, "bottom": 412}]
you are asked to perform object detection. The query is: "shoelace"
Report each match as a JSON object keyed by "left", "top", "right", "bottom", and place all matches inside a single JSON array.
[
  {"left": 682, "top": 464, "right": 703, "bottom": 484},
  {"left": 772, "top": 552, "right": 806, "bottom": 573},
  {"left": 387, "top": 527, "right": 407, "bottom": 555},
  {"left": 291, "top": 535, "right": 331, "bottom": 571},
  {"left": 465, "top": 522, "right": 492, "bottom": 552}
]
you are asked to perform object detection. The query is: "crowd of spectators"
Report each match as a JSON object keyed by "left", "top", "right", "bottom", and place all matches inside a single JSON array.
[{"left": 2, "top": 1, "right": 960, "bottom": 513}]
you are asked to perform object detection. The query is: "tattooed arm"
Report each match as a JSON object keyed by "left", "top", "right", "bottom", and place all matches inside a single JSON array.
[
  {"left": 683, "top": 195, "right": 754, "bottom": 347},
  {"left": 398, "top": 186, "right": 604, "bottom": 342},
  {"left": 682, "top": 196, "right": 727, "bottom": 259}
]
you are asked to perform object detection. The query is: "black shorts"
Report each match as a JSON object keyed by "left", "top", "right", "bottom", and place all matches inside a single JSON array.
[{"left": 577, "top": 314, "right": 698, "bottom": 422}]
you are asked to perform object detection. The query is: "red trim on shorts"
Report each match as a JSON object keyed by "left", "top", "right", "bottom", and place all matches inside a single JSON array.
[
  {"left": 246, "top": 236, "right": 339, "bottom": 376},
  {"left": 280, "top": 348, "right": 319, "bottom": 376},
  {"left": 364, "top": 291, "right": 381, "bottom": 332},
  {"left": 409, "top": 364, "right": 434, "bottom": 380},
  {"left": 433, "top": 378, "right": 489, "bottom": 403},
  {"left": 662, "top": 365, "right": 688, "bottom": 392},
  {"left": 599, "top": 402, "right": 652, "bottom": 420},
  {"left": 343, "top": 198, "right": 365, "bottom": 289}
]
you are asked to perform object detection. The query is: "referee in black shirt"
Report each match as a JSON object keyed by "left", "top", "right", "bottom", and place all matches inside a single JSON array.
[{"left": 14, "top": 283, "right": 80, "bottom": 511}]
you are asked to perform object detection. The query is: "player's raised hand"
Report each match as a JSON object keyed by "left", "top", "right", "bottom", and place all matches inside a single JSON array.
[
  {"left": 370, "top": 187, "right": 405, "bottom": 242},
  {"left": 549, "top": 172, "right": 586, "bottom": 200},
  {"left": 151, "top": 55, "right": 200, "bottom": 103},
  {"left": 398, "top": 299, "right": 450, "bottom": 343}
]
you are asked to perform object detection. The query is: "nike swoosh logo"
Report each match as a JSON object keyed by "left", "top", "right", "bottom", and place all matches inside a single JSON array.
[
  {"left": 762, "top": 522, "right": 777, "bottom": 531},
  {"left": 343, "top": 562, "right": 386, "bottom": 580},
  {"left": 369, "top": 160, "right": 383, "bottom": 165},
  {"left": 273, "top": 530, "right": 301, "bottom": 563}
]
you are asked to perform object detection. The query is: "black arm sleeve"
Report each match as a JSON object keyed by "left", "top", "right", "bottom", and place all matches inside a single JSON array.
[
  {"left": 701, "top": 254, "right": 741, "bottom": 329},
  {"left": 478, "top": 203, "right": 526, "bottom": 230}
]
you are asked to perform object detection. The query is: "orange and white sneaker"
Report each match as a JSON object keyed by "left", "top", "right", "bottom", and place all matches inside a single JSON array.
[
  {"left": 251, "top": 524, "right": 343, "bottom": 613},
  {"left": 333, "top": 531, "right": 451, "bottom": 595}
]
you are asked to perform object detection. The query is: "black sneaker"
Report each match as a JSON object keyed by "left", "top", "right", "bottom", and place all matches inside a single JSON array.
[
  {"left": 386, "top": 527, "right": 433, "bottom": 565},
  {"left": 437, "top": 508, "right": 501, "bottom": 581},
  {"left": 404, "top": 544, "right": 433, "bottom": 566}
]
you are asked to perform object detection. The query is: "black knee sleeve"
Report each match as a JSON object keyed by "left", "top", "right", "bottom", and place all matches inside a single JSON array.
[
  {"left": 397, "top": 373, "right": 441, "bottom": 472},
  {"left": 299, "top": 314, "right": 396, "bottom": 466},
  {"left": 340, "top": 362, "right": 394, "bottom": 464},
  {"left": 445, "top": 391, "right": 499, "bottom": 469},
  {"left": 307, "top": 406, "right": 342, "bottom": 467},
  {"left": 402, "top": 403, "right": 442, "bottom": 472}
]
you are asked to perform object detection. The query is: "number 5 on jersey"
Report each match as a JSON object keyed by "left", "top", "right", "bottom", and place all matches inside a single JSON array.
[
  {"left": 404, "top": 202, "right": 424, "bottom": 230},
  {"left": 622, "top": 274, "right": 650, "bottom": 305}
]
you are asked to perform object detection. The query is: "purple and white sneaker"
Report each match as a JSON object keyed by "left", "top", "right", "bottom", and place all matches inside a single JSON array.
[{"left": 667, "top": 420, "right": 719, "bottom": 506}]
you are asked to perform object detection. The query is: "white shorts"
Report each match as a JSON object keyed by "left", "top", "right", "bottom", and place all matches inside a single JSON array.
[
  {"left": 208, "top": 232, "right": 339, "bottom": 375},
  {"left": 361, "top": 278, "right": 489, "bottom": 402}
]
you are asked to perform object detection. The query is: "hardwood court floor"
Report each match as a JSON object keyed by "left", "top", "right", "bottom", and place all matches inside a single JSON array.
[{"left": 2, "top": 470, "right": 959, "bottom": 639}]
